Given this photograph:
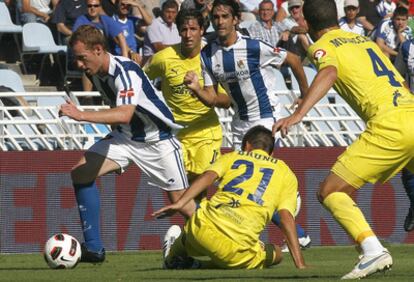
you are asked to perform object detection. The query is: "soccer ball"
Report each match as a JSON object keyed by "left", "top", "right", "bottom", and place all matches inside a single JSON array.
[{"left": 44, "top": 233, "right": 81, "bottom": 269}]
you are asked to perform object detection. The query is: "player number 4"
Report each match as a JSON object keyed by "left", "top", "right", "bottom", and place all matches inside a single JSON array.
[{"left": 367, "top": 48, "right": 401, "bottom": 87}]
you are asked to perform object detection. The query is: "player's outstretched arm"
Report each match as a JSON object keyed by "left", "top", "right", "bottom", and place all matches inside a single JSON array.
[
  {"left": 184, "top": 71, "right": 231, "bottom": 108},
  {"left": 285, "top": 51, "right": 308, "bottom": 98},
  {"left": 279, "top": 209, "right": 307, "bottom": 269},
  {"left": 152, "top": 171, "right": 218, "bottom": 219},
  {"left": 273, "top": 66, "right": 337, "bottom": 137},
  {"left": 60, "top": 100, "right": 136, "bottom": 124}
]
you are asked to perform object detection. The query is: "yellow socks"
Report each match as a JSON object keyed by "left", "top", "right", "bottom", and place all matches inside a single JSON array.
[{"left": 323, "top": 192, "right": 374, "bottom": 243}]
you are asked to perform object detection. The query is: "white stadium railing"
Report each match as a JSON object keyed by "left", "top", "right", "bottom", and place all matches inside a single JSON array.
[{"left": 0, "top": 91, "right": 364, "bottom": 151}]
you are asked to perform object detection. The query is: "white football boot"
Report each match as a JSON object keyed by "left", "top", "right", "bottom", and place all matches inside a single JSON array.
[
  {"left": 341, "top": 248, "right": 393, "bottom": 280},
  {"left": 162, "top": 225, "right": 181, "bottom": 268}
]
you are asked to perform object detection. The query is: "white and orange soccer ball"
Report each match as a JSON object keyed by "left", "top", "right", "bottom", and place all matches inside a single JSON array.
[{"left": 44, "top": 233, "right": 81, "bottom": 269}]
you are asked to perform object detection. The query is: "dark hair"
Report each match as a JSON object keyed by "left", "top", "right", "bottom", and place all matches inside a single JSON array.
[
  {"left": 393, "top": 6, "right": 409, "bottom": 18},
  {"left": 259, "top": 0, "right": 274, "bottom": 10},
  {"left": 176, "top": 8, "right": 204, "bottom": 30},
  {"left": 69, "top": 25, "right": 107, "bottom": 50},
  {"left": 212, "top": 0, "right": 241, "bottom": 19},
  {"left": 303, "top": 0, "right": 338, "bottom": 32},
  {"left": 162, "top": 0, "right": 179, "bottom": 11},
  {"left": 241, "top": 125, "right": 275, "bottom": 154}
]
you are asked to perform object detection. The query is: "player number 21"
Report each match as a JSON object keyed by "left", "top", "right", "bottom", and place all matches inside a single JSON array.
[
  {"left": 367, "top": 48, "right": 401, "bottom": 87},
  {"left": 222, "top": 160, "right": 274, "bottom": 206}
]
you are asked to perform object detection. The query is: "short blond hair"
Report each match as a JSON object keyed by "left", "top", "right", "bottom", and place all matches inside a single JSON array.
[{"left": 69, "top": 25, "right": 107, "bottom": 51}]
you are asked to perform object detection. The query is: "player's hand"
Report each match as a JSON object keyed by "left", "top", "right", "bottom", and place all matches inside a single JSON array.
[
  {"left": 273, "top": 113, "right": 302, "bottom": 138},
  {"left": 152, "top": 202, "right": 182, "bottom": 219},
  {"left": 59, "top": 100, "right": 82, "bottom": 121},
  {"left": 184, "top": 71, "right": 201, "bottom": 93}
]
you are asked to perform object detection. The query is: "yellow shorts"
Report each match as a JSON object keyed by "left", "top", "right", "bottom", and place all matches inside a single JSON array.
[
  {"left": 183, "top": 211, "right": 267, "bottom": 269},
  {"left": 332, "top": 109, "right": 414, "bottom": 188},
  {"left": 178, "top": 122, "right": 222, "bottom": 175}
]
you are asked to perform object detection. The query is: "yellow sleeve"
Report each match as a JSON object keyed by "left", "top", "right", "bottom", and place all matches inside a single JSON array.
[
  {"left": 276, "top": 163, "right": 298, "bottom": 217},
  {"left": 308, "top": 43, "right": 338, "bottom": 71},
  {"left": 143, "top": 52, "right": 165, "bottom": 80},
  {"left": 206, "top": 151, "right": 236, "bottom": 178},
  {"left": 216, "top": 83, "right": 227, "bottom": 95}
]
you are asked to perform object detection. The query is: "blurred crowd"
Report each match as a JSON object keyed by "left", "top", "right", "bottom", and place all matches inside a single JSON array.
[{"left": 1, "top": 0, "right": 414, "bottom": 91}]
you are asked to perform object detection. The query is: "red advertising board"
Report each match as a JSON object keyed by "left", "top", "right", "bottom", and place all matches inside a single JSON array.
[{"left": 0, "top": 148, "right": 413, "bottom": 253}]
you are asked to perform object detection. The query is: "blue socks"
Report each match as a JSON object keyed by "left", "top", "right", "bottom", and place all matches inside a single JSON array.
[
  {"left": 74, "top": 181, "right": 103, "bottom": 252},
  {"left": 271, "top": 211, "right": 307, "bottom": 238},
  {"left": 402, "top": 168, "right": 414, "bottom": 209}
]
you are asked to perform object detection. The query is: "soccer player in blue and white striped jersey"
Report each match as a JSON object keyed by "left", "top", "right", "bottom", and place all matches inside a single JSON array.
[
  {"left": 59, "top": 25, "right": 196, "bottom": 263},
  {"left": 184, "top": 0, "right": 308, "bottom": 149}
]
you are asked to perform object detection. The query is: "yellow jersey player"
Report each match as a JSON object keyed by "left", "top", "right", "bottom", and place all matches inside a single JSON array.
[
  {"left": 274, "top": 0, "right": 414, "bottom": 279},
  {"left": 153, "top": 125, "right": 306, "bottom": 270},
  {"left": 145, "top": 9, "right": 230, "bottom": 182}
]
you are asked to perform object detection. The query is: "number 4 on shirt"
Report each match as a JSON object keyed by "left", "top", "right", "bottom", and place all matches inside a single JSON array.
[{"left": 366, "top": 48, "right": 402, "bottom": 87}]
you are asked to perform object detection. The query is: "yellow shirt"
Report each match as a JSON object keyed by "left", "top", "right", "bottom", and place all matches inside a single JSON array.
[
  {"left": 308, "top": 29, "right": 414, "bottom": 122},
  {"left": 144, "top": 44, "right": 220, "bottom": 129},
  {"left": 200, "top": 149, "right": 298, "bottom": 247}
]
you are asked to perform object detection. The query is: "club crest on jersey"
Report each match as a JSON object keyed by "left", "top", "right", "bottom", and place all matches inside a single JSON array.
[
  {"left": 313, "top": 49, "right": 326, "bottom": 61},
  {"left": 120, "top": 88, "right": 134, "bottom": 104},
  {"left": 273, "top": 47, "right": 282, "bottom": 53},
  {"left": 120, "top": 89, "right": 134, "bottom": 97},
  {"left": 237, "top": 60, "right": 245, "bottom": 69}
]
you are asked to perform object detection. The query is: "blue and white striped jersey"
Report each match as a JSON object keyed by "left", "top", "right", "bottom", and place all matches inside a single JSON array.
[
  {"left": 338, "top": 17, "right": 365, "bottom": 36},
  {"left": 201, "top": 33, "right": 287, "bottom": 121},
  {"left": 395, "top": 39, "right": 414, "bottom": 92},
  {"left": 90, "top": 54, "right": 181, "bottom": 142},
  {"left": 375, "top": 18, "right": 412, "bottom": 50}
]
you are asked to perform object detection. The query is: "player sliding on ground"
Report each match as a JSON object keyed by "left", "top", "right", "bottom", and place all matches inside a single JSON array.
[
  {"left": 152, "top": 126, "right": 307, "bottom": 270},
  {"left": 274, "top": 0, "right": 414, "bottom": 279}
]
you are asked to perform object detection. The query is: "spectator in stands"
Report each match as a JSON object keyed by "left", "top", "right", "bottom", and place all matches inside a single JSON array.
[
  {"left": 73, "top": 0, "right": 128, "bottom": 91},
  {"left": 375, "top": 6, "right": 412, "bottom": 61},
  {"left": 248, "top": 0, "right": 282, "bottom": 47},
  {"left": 339, "top": 0, "right": 365, "bottom": 35},
  {"left": 52, "top": 0, "right": 88, "bottom": 41},
  {"left": 180, "top": 0, "right": 213, "bottom": 30},
  {"left": 357, "top": 0, "right": 381, "bottom": 35},
  {"left": 278, "top": 0, "right": 311, "bottom": 60},
  {"left": 18, "top": 0, "right": 56, "bottom": 24},
  {"left": 112, "top": 0, "right": 152, "bottom": 64},
  {"left": 72, "top": 0, "right": 128, "bottom": 57},
  {"left": 142, "top": 0, "right": 180, "bottom": 65},
  {"left": 376, "top": 0, "right": 396, "bottom": 19},
  {"left": 59, "top": 25, "right": 196, "bottom": 263},
  {"left": 100, "top": 0, "right": 117, "bottom": 16}
]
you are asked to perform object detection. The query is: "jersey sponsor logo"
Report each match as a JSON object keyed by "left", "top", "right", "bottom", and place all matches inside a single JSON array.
[{"left": 313, "top": 49, "right": 326, "bottom": 61}]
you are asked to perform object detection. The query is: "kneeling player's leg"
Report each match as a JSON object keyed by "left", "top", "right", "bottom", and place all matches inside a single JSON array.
[
  {"left": 319, "top": 172, "right": 384, "bottom": 255},
  {"left": 402, "top": 167, "right": 414, "bottom": 231}
]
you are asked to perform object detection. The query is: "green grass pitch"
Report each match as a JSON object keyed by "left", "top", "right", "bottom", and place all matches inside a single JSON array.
[{"left": 1, "top": 244, "right": 414, "bottom": 281}]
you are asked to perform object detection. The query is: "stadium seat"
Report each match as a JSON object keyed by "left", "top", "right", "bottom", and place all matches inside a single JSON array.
[
  {"left": 21, "top": 23, "right": 67, "bottom": 82},
  {"left": 0, "top": 2, "right": 22, "bottom": 57},
  {"left": 0, "top": 69, "right": 25, "bottom": 92}
]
